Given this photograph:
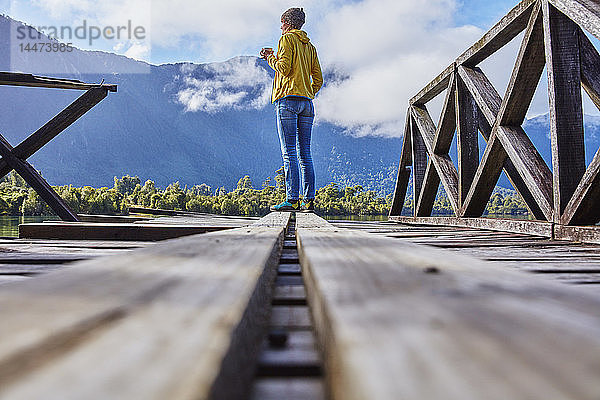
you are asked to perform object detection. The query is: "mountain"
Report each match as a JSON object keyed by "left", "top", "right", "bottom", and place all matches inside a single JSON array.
[{"left": 0, "top": 15, "right": 401, "bottom": 194}]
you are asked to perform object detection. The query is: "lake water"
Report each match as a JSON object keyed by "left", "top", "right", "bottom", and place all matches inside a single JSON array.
[{"left": 0, "top": 216, "right": 59, "bottom": 237}]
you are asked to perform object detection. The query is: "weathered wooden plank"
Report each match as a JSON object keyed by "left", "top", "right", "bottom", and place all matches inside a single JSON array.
[
  {"left": 561, "top": 32, "right": 600, "bottom": 225},
  {"left": 278, "top": 264, "right": 302, "bottom": 274},
  {"left": 0, "top": 239, "right": 148, "bottom": 249},
  {"left": 76, "top": 214, "right": 151, "bottom": 223},
  {"left": 251, "top": 378, "right": 325, "bottom": 400},
  {"left": 449, "top": 246, "right": 600, "bottom": 260},
  {"left": 297, "top": 212, "right": 600, "bottom": 400},
  {"left": 456, "top": 75, "right": 480, "bottom": 205},
  {"left": 387, "top": 216, "right": 553, "bottom": 237},
  {"left": 543, "top": 1, "right": 586, "bottom": 220},
  {"left": 0, "top": 88, "right": 109, "bottom": 181},
  {"left": 19, "top": 222, "right": 234, "bottom": 241},
  {"left": 137, "top": 216, "right": 251, "bottom": 227},
  {"left": 0, "top": 72, "right": 117, "bottom": 92},
  {"left": 128, "top": 207, "right": 258, "bottom": 222},
  {"left": 555, "top": 224, "right": 600, "bottom": 244},
  {"left": 410, "top": 64, "right": 454, "bottom": 106},
  {"left": 270, "top": 306, "right": 312, "bottom": 329},
  {"left": 273, "top": 286, "right": 306, "bottom": 306},
  {"left": 411, "top": 115, "right": 428, "bottom": 211},
  {"left": 0, "top": 212, "right": 290, "bottom": 399},
  {"left": 399, "top": 108, "right": 413, "bottom": 168},
  {"left": 456, "top": 66, "right": 501, "bottom": 127},
  {"left": 498, "top": 2, "right": 545, "bottom": 126},
  {"left": 256, "top": 331, "right": 321, "bottom": 375},
  {"left": 433, "top": 72, "right": 457, "bottom": 155},
  {"left": 550, "top": 0, "right": 600, "bottom": 41},
  {"left": 456, "top": 0, "right": 537, "bottom": 66}
]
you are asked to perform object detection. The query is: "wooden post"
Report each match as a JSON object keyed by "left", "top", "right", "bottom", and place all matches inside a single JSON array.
[
  {"left": 543, "top": 0, "right": 585, "bottom": 222},
  {"left": 456, "top": 76, "right": 480, "bottom": 206}
]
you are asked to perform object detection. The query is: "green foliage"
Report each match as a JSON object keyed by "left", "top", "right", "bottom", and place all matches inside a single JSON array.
[{"left": 0, "top": 171, "right": 530, "bottom": 218}]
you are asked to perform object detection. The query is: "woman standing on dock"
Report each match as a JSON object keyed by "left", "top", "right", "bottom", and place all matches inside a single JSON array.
[{"left": 261, "top": 7, "right": 323, "bottom": 212}]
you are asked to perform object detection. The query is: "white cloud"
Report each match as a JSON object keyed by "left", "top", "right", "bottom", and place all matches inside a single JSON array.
[
  {"left": 176, "top": 57, "right": 271, "bottom": 113},
  {"left": 123, "top": 41, "right": 151, "bottom": 60},
  {"left": 313, "top": 0, "right": 483, "bottom": 137}
]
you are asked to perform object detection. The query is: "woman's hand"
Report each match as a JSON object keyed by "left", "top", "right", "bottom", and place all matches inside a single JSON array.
[{"left": 260, "top": 47, "right": 274, "bottom": 59}]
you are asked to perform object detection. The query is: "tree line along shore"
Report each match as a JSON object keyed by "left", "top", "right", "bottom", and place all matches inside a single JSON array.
[{"left": 0, "top": 170, "right": 530, "bottom": 218}]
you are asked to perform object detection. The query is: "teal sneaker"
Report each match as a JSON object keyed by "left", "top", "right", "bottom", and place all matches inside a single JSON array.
[
  {"left": 270, "top": 200, "right": 300, "bottom": 212},
  {"left": 300, "top": 199, "right": 315, "bottom": 213}
]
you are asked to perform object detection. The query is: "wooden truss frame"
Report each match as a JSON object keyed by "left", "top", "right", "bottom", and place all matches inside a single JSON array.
[
  {"left": 0, "top": 72, "right": 117, "bottom": 222},
  {"left": 390, "top": 0, "right": 600, "bottom": 226}
]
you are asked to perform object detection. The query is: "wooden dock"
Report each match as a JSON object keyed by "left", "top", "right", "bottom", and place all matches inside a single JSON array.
[
  {"left": 1, "top": 0, "right": 600, "bottom": 398},
  {"left": 0, "top": 210, "right": 598, "bottom": 399}
]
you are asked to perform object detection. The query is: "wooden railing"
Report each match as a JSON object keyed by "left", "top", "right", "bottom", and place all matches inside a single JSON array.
[{"left": 390, "top": 0, "right": 600, "bottom": 229}]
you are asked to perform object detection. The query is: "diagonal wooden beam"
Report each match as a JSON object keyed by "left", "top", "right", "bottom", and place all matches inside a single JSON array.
[
  {"left": 0, "top": 134, "right": 78, "bottom": 221},
  {"left": 543, "top": 1, "right": 586, "bottom": 221},
  {"left": 499, "top": 2, "right": 545, "bottom": 126},
  {"left": 410, "top": 106, "right": 443, "bottom": 216},
  {"left": 549, "top": 0, "right": 600, "bottom": 41},
  {"left": 433, "top": 72, "right": 457, "bottom": 155},
  {"left": 399, "top": 108, "right": 413, "bottom": 168},
  {"left": 458, "top": 66, "right": 554, "bottom": 220},
  {"left": 415, "top": 159, "right": 440, "bottom": 217},
  {"left": 579, "top": 30, "right": 600, "bottom": 110},
  {"left": 456, "top": 75, "right": 479, "bottom": 205},
  {"left": 0, "top": 87, "right": 108, "bottom": 180},
  {"left": 411, "top": 115, "right": 428, "bottom": 211},
  {"left": 562, "top": 146, "right": 600, "bottom": 225},
  {"left": 410, "top": 64, "right": 454, "bottom": 106},
  {"left": 389, "top": 166, "right": 411, "bottom": 217},
  {"left": 460, "top": 131, "right": 507, "bottom": 217},
  {"left": 390, "top": 110, "right": 413, "bottom": 217},
  {"left": 478, "top": 113, "right": 546, "bottom": 220},
  {"left": 411, "top": 105, "right": 460, "bottom": 214},
  {"left": 456, "top": 0, "right": 537, "bottom": 66}
]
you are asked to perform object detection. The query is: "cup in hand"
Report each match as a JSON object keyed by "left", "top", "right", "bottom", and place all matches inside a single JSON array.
[{"left": 260, "top": 47, "right": 274, "bottom": 59}]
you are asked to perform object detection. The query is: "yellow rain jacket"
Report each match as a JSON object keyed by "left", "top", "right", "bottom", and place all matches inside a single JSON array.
[{"left": 267, "top": 29, "right": 323, "bottom": 103}]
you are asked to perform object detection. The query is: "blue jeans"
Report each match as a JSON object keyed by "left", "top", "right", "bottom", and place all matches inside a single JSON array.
[{"left": 275, "top": 96, "right": 315, "bottom": 201}]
